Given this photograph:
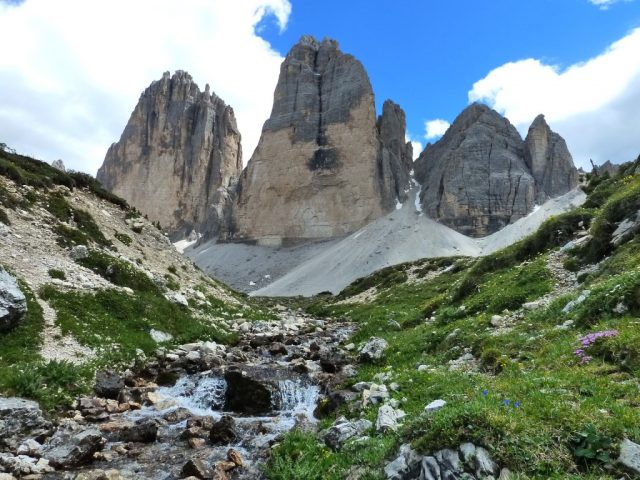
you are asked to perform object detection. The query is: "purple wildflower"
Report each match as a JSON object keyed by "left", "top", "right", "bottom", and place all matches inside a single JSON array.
[
  {"left": 514, "top": 401, "right": 521, "bottom": 408},
  {"left": 503, "top": 399, "right": 510, "bottom": 406},
  {"left": 574, "top": 329, "right": 618, "bottom": 364},
  {"left": 482, "top": 389, "right": 489, "bottom": 397}
]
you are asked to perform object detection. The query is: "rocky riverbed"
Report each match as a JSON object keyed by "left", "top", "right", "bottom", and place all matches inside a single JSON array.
[{"left": 0, "top": 310, "right": 355, "bottom": 479}]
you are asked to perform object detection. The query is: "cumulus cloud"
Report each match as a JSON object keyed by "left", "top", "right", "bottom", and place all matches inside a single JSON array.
[
  {"left": 589, "top": 0, "right": 631, "bottom": 9},
  {"left": 424, "top": 119, "right": 450, "bottom": 140},
  {"left": 405, "top": 134, "right": 423, "bottom": 160},
  {"left": 0, "top": 0, "right": 291, "bottom": 174},
  {"left": 469, "top": 27, "right": 640, "bottom": 168}
]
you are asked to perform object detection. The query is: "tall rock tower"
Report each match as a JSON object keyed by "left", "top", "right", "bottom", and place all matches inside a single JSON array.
[
  {"left": 414, "top": 103, "right": 579, "bottom": 237},
  {"left": 97, "top": 71, "right": 242, "bottom": 238},
  {"left": 231, "top": 36, "right": 411, "bottom": 246}
]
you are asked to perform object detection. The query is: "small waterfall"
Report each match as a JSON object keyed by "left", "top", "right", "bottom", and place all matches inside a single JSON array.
[
  {"left": 274, "top": 379, "right": 320, "bottom": 416},
  {"left": 158, "top": 375, "right": 227, "bottom": 414}
]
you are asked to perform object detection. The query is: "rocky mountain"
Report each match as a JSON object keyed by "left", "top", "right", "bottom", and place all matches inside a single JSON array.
[
  {"left": 524, "top": 114, "right": 579, "bottom": 203},
  {"left": 97, "top": 71, "right": 242, "bottom": 239},
  {"left": 414, "top": 104, "right": 578, "bottom": 237},
  {"left": 231, "top": 36, "right": 411, "bottom": 245}
]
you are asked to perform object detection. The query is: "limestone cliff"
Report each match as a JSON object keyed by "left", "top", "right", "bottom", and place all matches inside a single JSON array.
[
  {"left": 414, "top": 104, "right": 536, "bottom": 237},
  {"left": 414, "top": 104, "right": 579, "bottom": 237},
  {"left": 97, "top": 71, "right": 242, "bottom": 238},
  {"left": 524, "top": 114, "right": 579, "bottom": 203},
  {"left": 231, "top": 36, "right": 411, "bottom": 245}
]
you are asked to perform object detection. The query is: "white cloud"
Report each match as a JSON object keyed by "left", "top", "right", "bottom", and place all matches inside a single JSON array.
[
  {"left": 589, "top": 0, "right": 631, "bottom": 9},
  {"left": 0, "top": 0, "right": 291, "bottom": 174},
  {"left": 405, "top": 134, "right": 423, "bottom": 160},
  {"left": 424, "top": 119, "right": 450, "bottom": 140},
  {"left": 469, "top": 27, "right": 640, "bottom": 168}
]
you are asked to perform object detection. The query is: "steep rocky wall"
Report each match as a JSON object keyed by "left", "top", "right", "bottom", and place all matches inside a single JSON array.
[
  {"left": 231, "top": 36, "right": 410, "bottom": 246},
  {"left": 97, "top": 71, "right": 242, "bottom": 238},
  {"left": 414, "top": 104, "right": 579, "bottom": 237}
]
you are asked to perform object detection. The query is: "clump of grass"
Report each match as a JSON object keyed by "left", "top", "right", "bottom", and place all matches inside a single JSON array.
[
  {"left": 39, "top": 286, "right": 236, "bottom": 363},
  {"left": 3, "top": 360, "right": 91, "bottom": 412},
  {"left": 114, "top": 231, "right": 133, "bottom": 246},
  {"left": 76, "top": 249, "right": 158, "bottom": 292},
  {"left": 164, "top": 274, "right": 180, "bottom": 291},
  {"left": 48, "top": 268, "right": 66, "bottom": 280},
  {"left": 168, "top": 264, "right": 178, "bottom": 276}
]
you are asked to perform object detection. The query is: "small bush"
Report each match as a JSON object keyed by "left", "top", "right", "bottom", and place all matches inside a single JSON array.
[
  {"left": 168, "top": 265, "right": 178, "bottom": 275},
  {"left": 53, "top": 224, "right": 89, "bottom": 248},
  {"left": 48, "top": 269, "right": 66, "bottom": 280},
  {"left": 570, "top": 424, "right": 614, "bottom": 467},
  {"left": 76, "top": 250, "right": 158, "bottom": 292},
  {"left": 114, "top": 231, "right": 133, "bottom": 246},
  {"left": 0, "top": 207, "right": 9, "bottom": 225}
]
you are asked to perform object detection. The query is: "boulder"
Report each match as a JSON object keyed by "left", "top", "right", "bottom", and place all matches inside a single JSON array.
[
  {"left": 322, "top": 416, "right": 372, "bottom": 450},
  {"left": 618, "top": 438, "right": 640, "bottom": 474},
  {"left": 0, "top": 269, "right": 27, "bottom": 332},
  {"left": 209, "top": 415, "right": 238, "bottom": 445},
  {"left": 70, "top": 245, "right": 89, "bottom": 260},
  {"left": 41, "top": 426, "right": 105, "bottom": 468},
  {"left": 93, "top": 370, "right": 124, "bottom": 399},
  {"left": 181, "top": 458, "right": 212, "bottom": 479},
  {"left": 376, "top": 404, "right": 405, "bottom": 432},
  {"left": 358, "top": 337, "right": 389, "bottom": 363},
  {"left": 0, "top": 398, "right": 50, "bottom": 449},
  {"left": 118, "top": 418, "right": 158, "bottom": 443}
]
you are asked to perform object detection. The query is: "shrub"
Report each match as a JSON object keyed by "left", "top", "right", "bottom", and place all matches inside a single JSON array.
[
  {"left": 48, "top": 269, "right": 66, "bottom": 280},
  {"left": 114, "top": 231, "right": 133, "bottom": 246},
  {"left": 0, "top": 207, "right": 9, "bottom": 225},
  {"left": 76, "top": 250, "right": 158, "bottom": 292},
  {"left": 570, "top": 424, "right": 614, "bottom": 467}
]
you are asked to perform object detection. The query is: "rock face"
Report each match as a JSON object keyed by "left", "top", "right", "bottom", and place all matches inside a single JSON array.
[
  {"left": 231, "top": 36, "right": 411, "bottom": 246},
  {"left": 414, "top": 104, "right": 578, "bottom": 237},
  {"left": 0, "top": 268, "right": 27, "bottom": 332},
  {"left": 0, "top": 398, "right": 50, "bottom": 449},
  {"left": 524, "top": 114, "right": 579, "bottom": 203},
  {"left": 97, "top": 71, "right": 242, "bottom": 238}
]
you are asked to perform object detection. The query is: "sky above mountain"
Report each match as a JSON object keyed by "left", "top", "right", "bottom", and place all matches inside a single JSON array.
[{"left": 0, "top": 0, "right": 639, "bottom": 174}]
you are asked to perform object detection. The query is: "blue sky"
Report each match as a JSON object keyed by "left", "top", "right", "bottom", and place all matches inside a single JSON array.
[
  {"left": 258, "top": 0, "right": 640, "bottom": 155},
  {"left": 0, "top": 0, "right": 639, "bottom": 173}
]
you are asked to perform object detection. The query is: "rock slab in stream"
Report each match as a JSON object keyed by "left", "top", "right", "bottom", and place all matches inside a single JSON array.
[
  {"left": 41, "top": 425, "right": 106, "bottom": 468},
  {"left": 0, "top": 269, "right": 27, "bottom": 332}
]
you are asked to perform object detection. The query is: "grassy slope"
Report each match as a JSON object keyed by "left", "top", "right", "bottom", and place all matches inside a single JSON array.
[
  {"left": 266, "top": 162, "right": 640, "bottom": 479},
  {"left": 0, "top": 151, "right": 270, "bottom": 412}
]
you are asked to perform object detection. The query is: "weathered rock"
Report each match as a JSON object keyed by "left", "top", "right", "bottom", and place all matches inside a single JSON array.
[
  {"left": 94, "top": 370, "right": 124, "bottom": 400},
  {"left": 384, "top": 444, "right": 422, "bottom": 479},
  {"left": 0, "top": 268, "right": 27, "bottom": 332},
  {"left": 41, "top": 426, "right": 105, "bottom": 468},
  {"left": 70, "top": 245, "right": 89, "bottom": 261},
  {"left": 98, "top": 70, "right": 242, "bottom": 238},
  {"left": 425, "top": 399, "right": 446, "bottom": 412},
  {"left": 414, "top": 104, "right": 577, "bottom": 237},
  {"left": 232, "top": 36, "right": 410, "bottom": 245},
  {"left": 227, "top": 448, "right": 243, "bottom": 467},
  {"left": 376, "top": 404, "right": 405, "bottom": 432},
  {"left": 322, "top": 416, "right": 372, "bottom": 450},
  {"left": 618, "top": 438, "right": 640, "bottom": 474},
  {"left": 181, "top": 458, "right": 212, "bottom": 479},
  {"left": 524, "top": 114, "right": 579, "bottom": 203},
  {"left": 118, "top": 418, "right": 158, "bottom": 443},
  {"left": 358, "top": 337, "right": 389, "bottom": 363},
  {"left": 414, "top": 103, "right": 536, "bottom": 237},
  {"left": 209, "top": 415, "right": 237, "bottom": 445},
  {"left": 0, "top": 398, "right": 50, "bottom": 449},
  {"left": 51, "top": 159, "right": 66, "bottom": 172}
]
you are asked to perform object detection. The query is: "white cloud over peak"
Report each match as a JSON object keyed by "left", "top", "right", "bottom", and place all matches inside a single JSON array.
[
  {"left": 469, "top": 27, "right": 640, "bottom": 168},
  {"left": 405, "top": 134, "right": 423, "bottom": 160},
  {"left": 424, "top": 119, "right": 450, "bottom": 140},
  {"left": 0, "top": 0, "right": 291, "bottom": 174}
]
